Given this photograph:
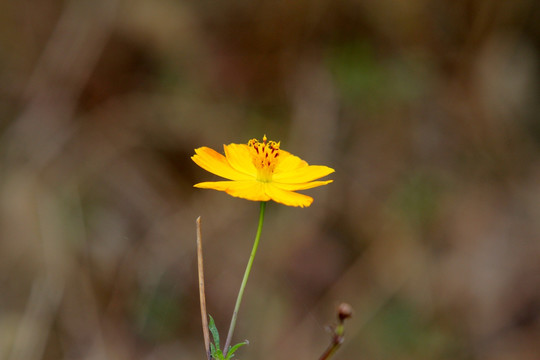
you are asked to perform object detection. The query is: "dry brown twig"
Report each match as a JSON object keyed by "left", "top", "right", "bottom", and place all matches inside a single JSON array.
[{"left": 197, "top": 217, "right": 211, "bottom": 360}]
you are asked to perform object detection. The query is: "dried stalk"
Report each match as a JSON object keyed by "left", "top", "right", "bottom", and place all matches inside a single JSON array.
[{"left": 197, "top": 217, "right": 211, "bottom": 360}]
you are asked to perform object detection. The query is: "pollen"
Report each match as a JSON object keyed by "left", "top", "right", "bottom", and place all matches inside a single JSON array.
[{"left": 248, "top": 136, "right": 281, "bottom": 182}]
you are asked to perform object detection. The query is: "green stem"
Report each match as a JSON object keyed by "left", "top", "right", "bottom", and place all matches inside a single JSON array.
[
  {"left": 318, "top": 324, "right": 344, "bottom": 360},
  {"left": 223, "top": 201, "right": 267, "bottom": 355}
]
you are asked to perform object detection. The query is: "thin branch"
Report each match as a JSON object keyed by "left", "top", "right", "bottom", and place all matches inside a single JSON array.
[
  {"left": 197, "top": 217, "right": 211, "bottom": 360},
  {"left": 318, "top": 303, "right": 353, "bottom": 360}
]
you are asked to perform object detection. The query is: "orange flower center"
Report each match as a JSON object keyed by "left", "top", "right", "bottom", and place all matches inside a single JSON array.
[{"left": 248, "top": 135, "right": 280, "bottom": 182}]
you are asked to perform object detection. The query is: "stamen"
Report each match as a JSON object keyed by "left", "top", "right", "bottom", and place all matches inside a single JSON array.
[{"left": 247, "top": 136, "right": 281, "bottom": 182}]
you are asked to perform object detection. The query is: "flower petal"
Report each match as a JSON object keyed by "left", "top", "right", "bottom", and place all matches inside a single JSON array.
[
  {"left": 274, "top": 150, "right": 308, "bottom": 174},
  {"left": 272, "top": 165, "right": 334, "bottom": 183},
  {"left": 194, "top": 180, "right": 270, "bottom": 201},
  {"left": 224, "top": 143, "right": 257, "bottom": 177},
  {"left": 264, "top": 184, "right": 313, "bottom": 208},
  {"left": 192, "top": 147, "right": 253, "bottom": 181},
  {"left": 273, "top": 179, "right": 333, "bottom": 191}
]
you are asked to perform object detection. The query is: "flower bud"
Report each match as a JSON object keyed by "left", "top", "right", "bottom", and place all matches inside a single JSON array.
[{"left": 337, "top": 303, "right": 353, "bottom": 321}]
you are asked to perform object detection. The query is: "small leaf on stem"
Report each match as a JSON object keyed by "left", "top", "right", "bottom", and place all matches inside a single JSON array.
[
  {"left": 225, "top": 340, "right": 249, "bottom": 359},
  {"left": 208, "top": 315, "right": 220, "bottom": 350}
]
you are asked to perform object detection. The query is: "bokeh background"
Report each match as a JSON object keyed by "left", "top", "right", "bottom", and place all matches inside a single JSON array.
[{"left": 1, "top": 0, "right": 540, "bottom": 359}]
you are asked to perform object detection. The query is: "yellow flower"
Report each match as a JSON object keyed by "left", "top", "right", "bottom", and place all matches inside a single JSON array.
[{"left": 192, "top": 135, "right": 334, "bottom": 207}]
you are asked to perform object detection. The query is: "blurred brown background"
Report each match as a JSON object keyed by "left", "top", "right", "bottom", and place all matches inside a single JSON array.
[{"left": 1, "top": 0, "right": 540, "bottom": 359}]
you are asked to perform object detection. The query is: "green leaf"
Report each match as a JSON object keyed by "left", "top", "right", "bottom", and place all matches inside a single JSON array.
[
  {"left": 208, "top": 315, "right": 220, "bottom": 350},
  {"left": 210, "top": 344, "right": 225, "bottom": 360},
  {"left": 208, "top": 315, "right": 226, "bottom": 360},
  {"left": 225, "top": 340, "right": 249, "bottom": 359}
]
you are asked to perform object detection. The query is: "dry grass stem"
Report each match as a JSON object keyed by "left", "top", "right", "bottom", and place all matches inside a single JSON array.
[{"left": 197, "top": 217, "right": 211, "bottom": 360}]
